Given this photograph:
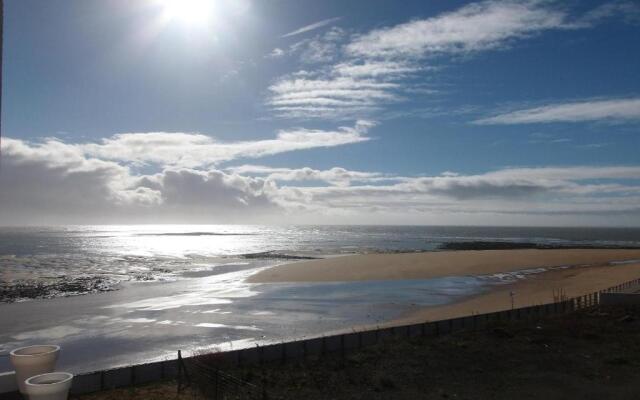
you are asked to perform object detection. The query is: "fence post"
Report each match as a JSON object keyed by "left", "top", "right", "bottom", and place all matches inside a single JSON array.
[
  {"left": 281, "top": 343, "right": 286, "bottom": 364},
  {"left": 259, "top": 345, "right": 264, "bottom": 366},
  {"left": 214, "top": 369, "right": 219, "bottom": 400}
]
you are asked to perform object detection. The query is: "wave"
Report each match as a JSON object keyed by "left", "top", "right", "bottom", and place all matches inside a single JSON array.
[
  {"left": 238, "top": 251, "right": 320, "bottom": 260},
  {"left": 135, "top": 232, "right": 257, "bottom": 237}
]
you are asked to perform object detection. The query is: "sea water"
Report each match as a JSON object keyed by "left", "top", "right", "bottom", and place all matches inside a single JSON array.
[{"left": 1, "top": 225, "right": 639, "bottom": 372}]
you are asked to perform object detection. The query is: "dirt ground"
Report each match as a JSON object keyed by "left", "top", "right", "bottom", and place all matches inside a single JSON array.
[{"left": 78, "top": 305, "right": 640, "bottom": 400}]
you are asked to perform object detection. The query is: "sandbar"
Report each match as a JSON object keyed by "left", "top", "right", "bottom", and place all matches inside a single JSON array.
[{"left": 248, "top": 249, "right": 640, "bottom": 283}]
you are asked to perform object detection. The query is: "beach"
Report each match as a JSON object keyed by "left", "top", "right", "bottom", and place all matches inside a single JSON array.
[
  {"left": 3, "top": 225, "right": 640, "bottom": 374},
  {"left": 394, "top": 260, "right": 640, "bottom": 325},
  {"left": 249, "top": 248, "right": 640, "bottom": 283},
  {"left": 249, "top": 249, "right": 640, "bottom": 326}
]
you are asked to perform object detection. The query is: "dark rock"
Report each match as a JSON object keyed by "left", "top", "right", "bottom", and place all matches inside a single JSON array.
[
  {"left": 438, "top": 241, "right": 640, "bottom": 251},
  {"left": 239, "top": 251, "right": 320, "bottom": 260}
]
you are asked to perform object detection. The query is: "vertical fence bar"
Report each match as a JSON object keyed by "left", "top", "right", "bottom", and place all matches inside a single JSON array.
[{"left": 281, "top": 343, "right": 286, "bottom": 364}]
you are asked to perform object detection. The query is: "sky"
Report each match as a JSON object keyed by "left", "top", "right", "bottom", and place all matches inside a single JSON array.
[{"left": 1, "top": 0, "right": 640, "bottom": 226}]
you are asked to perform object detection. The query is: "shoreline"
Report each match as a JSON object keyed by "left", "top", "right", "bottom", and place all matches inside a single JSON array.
[
  {"left": 247, "top": 248, "right": 640, "bottom": 335},
  {"left": 385, "top": 260, "right": 640, "bottom": 328},
  {"left": 317, "top": 260, "right": 640, "bottom": 336}
]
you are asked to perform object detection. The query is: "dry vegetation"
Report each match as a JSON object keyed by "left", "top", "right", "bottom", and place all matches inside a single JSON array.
[{"left": 78, "top": 305, "right": 640, "bottom": 400}]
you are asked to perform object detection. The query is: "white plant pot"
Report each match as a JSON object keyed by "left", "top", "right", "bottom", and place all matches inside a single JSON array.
[
  {"left": 24, "top": 372, "right": 73, "bottom": 400},
  {"left": 9, "top": 345, "right": 60, "bottom": 394}
]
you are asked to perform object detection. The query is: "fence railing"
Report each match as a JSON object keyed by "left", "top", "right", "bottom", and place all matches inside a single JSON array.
[{"left": 178, "top": 350, "right": 266, "bottom": 400}]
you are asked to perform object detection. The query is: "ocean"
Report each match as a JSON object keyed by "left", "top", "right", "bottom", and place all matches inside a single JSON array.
[
  {"left": 1, "top": 225, "right": 640, "bottom": 372},
  {"left": 3, "top": 225, "right": 640, "bottom": 288}
]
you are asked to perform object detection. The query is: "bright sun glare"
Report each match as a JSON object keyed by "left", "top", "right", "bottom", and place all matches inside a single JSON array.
[{"left": 160, "top": 0, "right": 214, "bottom": 25}]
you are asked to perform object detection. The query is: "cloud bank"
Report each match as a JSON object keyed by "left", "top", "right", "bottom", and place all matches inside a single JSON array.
[{"left": 2, "top": 134, "right": 640, "bottom": 226}]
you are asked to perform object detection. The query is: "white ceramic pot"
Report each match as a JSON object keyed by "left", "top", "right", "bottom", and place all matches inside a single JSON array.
[
  {"left": 24, "top": 372, "right": 73, "bottom": 400},
  {"left": 9, "top": 345, "right": 60, "bottom": 394}
]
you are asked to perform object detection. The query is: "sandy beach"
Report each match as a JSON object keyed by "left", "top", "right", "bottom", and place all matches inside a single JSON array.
[
  {"left": 248, "top": 249, "right": 640, "bottom": 283},
  {"left": 249, "top": 249, "right": 640, "bottom": 327},
  {"left": 392, "top": 261, "right": 640, "bottom": 326}
]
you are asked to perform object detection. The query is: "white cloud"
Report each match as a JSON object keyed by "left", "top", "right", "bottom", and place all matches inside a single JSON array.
[
  {"left": 268, "top": 1, "right": 572, "bottom": 120},
  {"left": 80, "top": 121, "right": 373, "bottom": 167},
  {"left": 143, "top": 168, "right": 277, "bottom": 211},
  {"left": 298, "top": 27, "right": 346, "bottom": 64},
  {"left": 268, "top": 1, "right": 630, "bottom": 120},
  {"left": 345, "top": 0, "right": 567, "bottom": 59},
  {"left": 276, "top": 27, "right": 347, "bottom": 64},
  {"left": 281, "top": 16, "right": 342, "bottom": 38},
  {"left": 267, "top": 47, "right": 285, "bottom": 58},
  {"left": 483, "top": 166, "right": 640, "bottom": 181},
  {"left": 268, "top": 75, "right": 402, "bottom": 119},
  {"left": 0, "top": 138, "right": 159, "bottom": 224},
  {"left": 333, "top": 60, "right": 421, "bottom": 78},
  {"left": 475, "top": 98, "right": 640, "bottom": 124},
  {"left": 272, "top": 165, "right": 640, "bottom": 221},
  {"left": 0, "top": 138, "right": 283, "bottom": 225},
  {"left": 2, "top": 137, "right": 640, "bottom": 225},
  {"left": 225, "top": 165, "right": 385, "bottom": 186}
]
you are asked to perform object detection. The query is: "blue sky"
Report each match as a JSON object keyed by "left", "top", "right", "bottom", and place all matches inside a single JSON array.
[{"left": 1, "top": 0, "right": 640, "bottom": 226}]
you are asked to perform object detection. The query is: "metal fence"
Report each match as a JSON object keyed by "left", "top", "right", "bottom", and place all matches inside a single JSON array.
[{"left": 177, "top": 350, "right": 266, "bottom": 400}]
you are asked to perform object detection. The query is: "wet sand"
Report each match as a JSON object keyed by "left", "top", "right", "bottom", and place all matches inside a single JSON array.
[
  {"left": 249, "top": 249, "right": 640, "bottom": 331},
  {"left": 389, "top": 261, "right": 640, "bottom": 326},
  {"left": 248, "top": 249, "right": 640, "bottom": 283},
  {"left": 4, "top": 249, "right": 640, "bottom": 374}
]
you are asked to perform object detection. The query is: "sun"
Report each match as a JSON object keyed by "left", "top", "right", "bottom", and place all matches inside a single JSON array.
[{"left": 160, "top": 0, "right": 214, "bottom": 26}]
